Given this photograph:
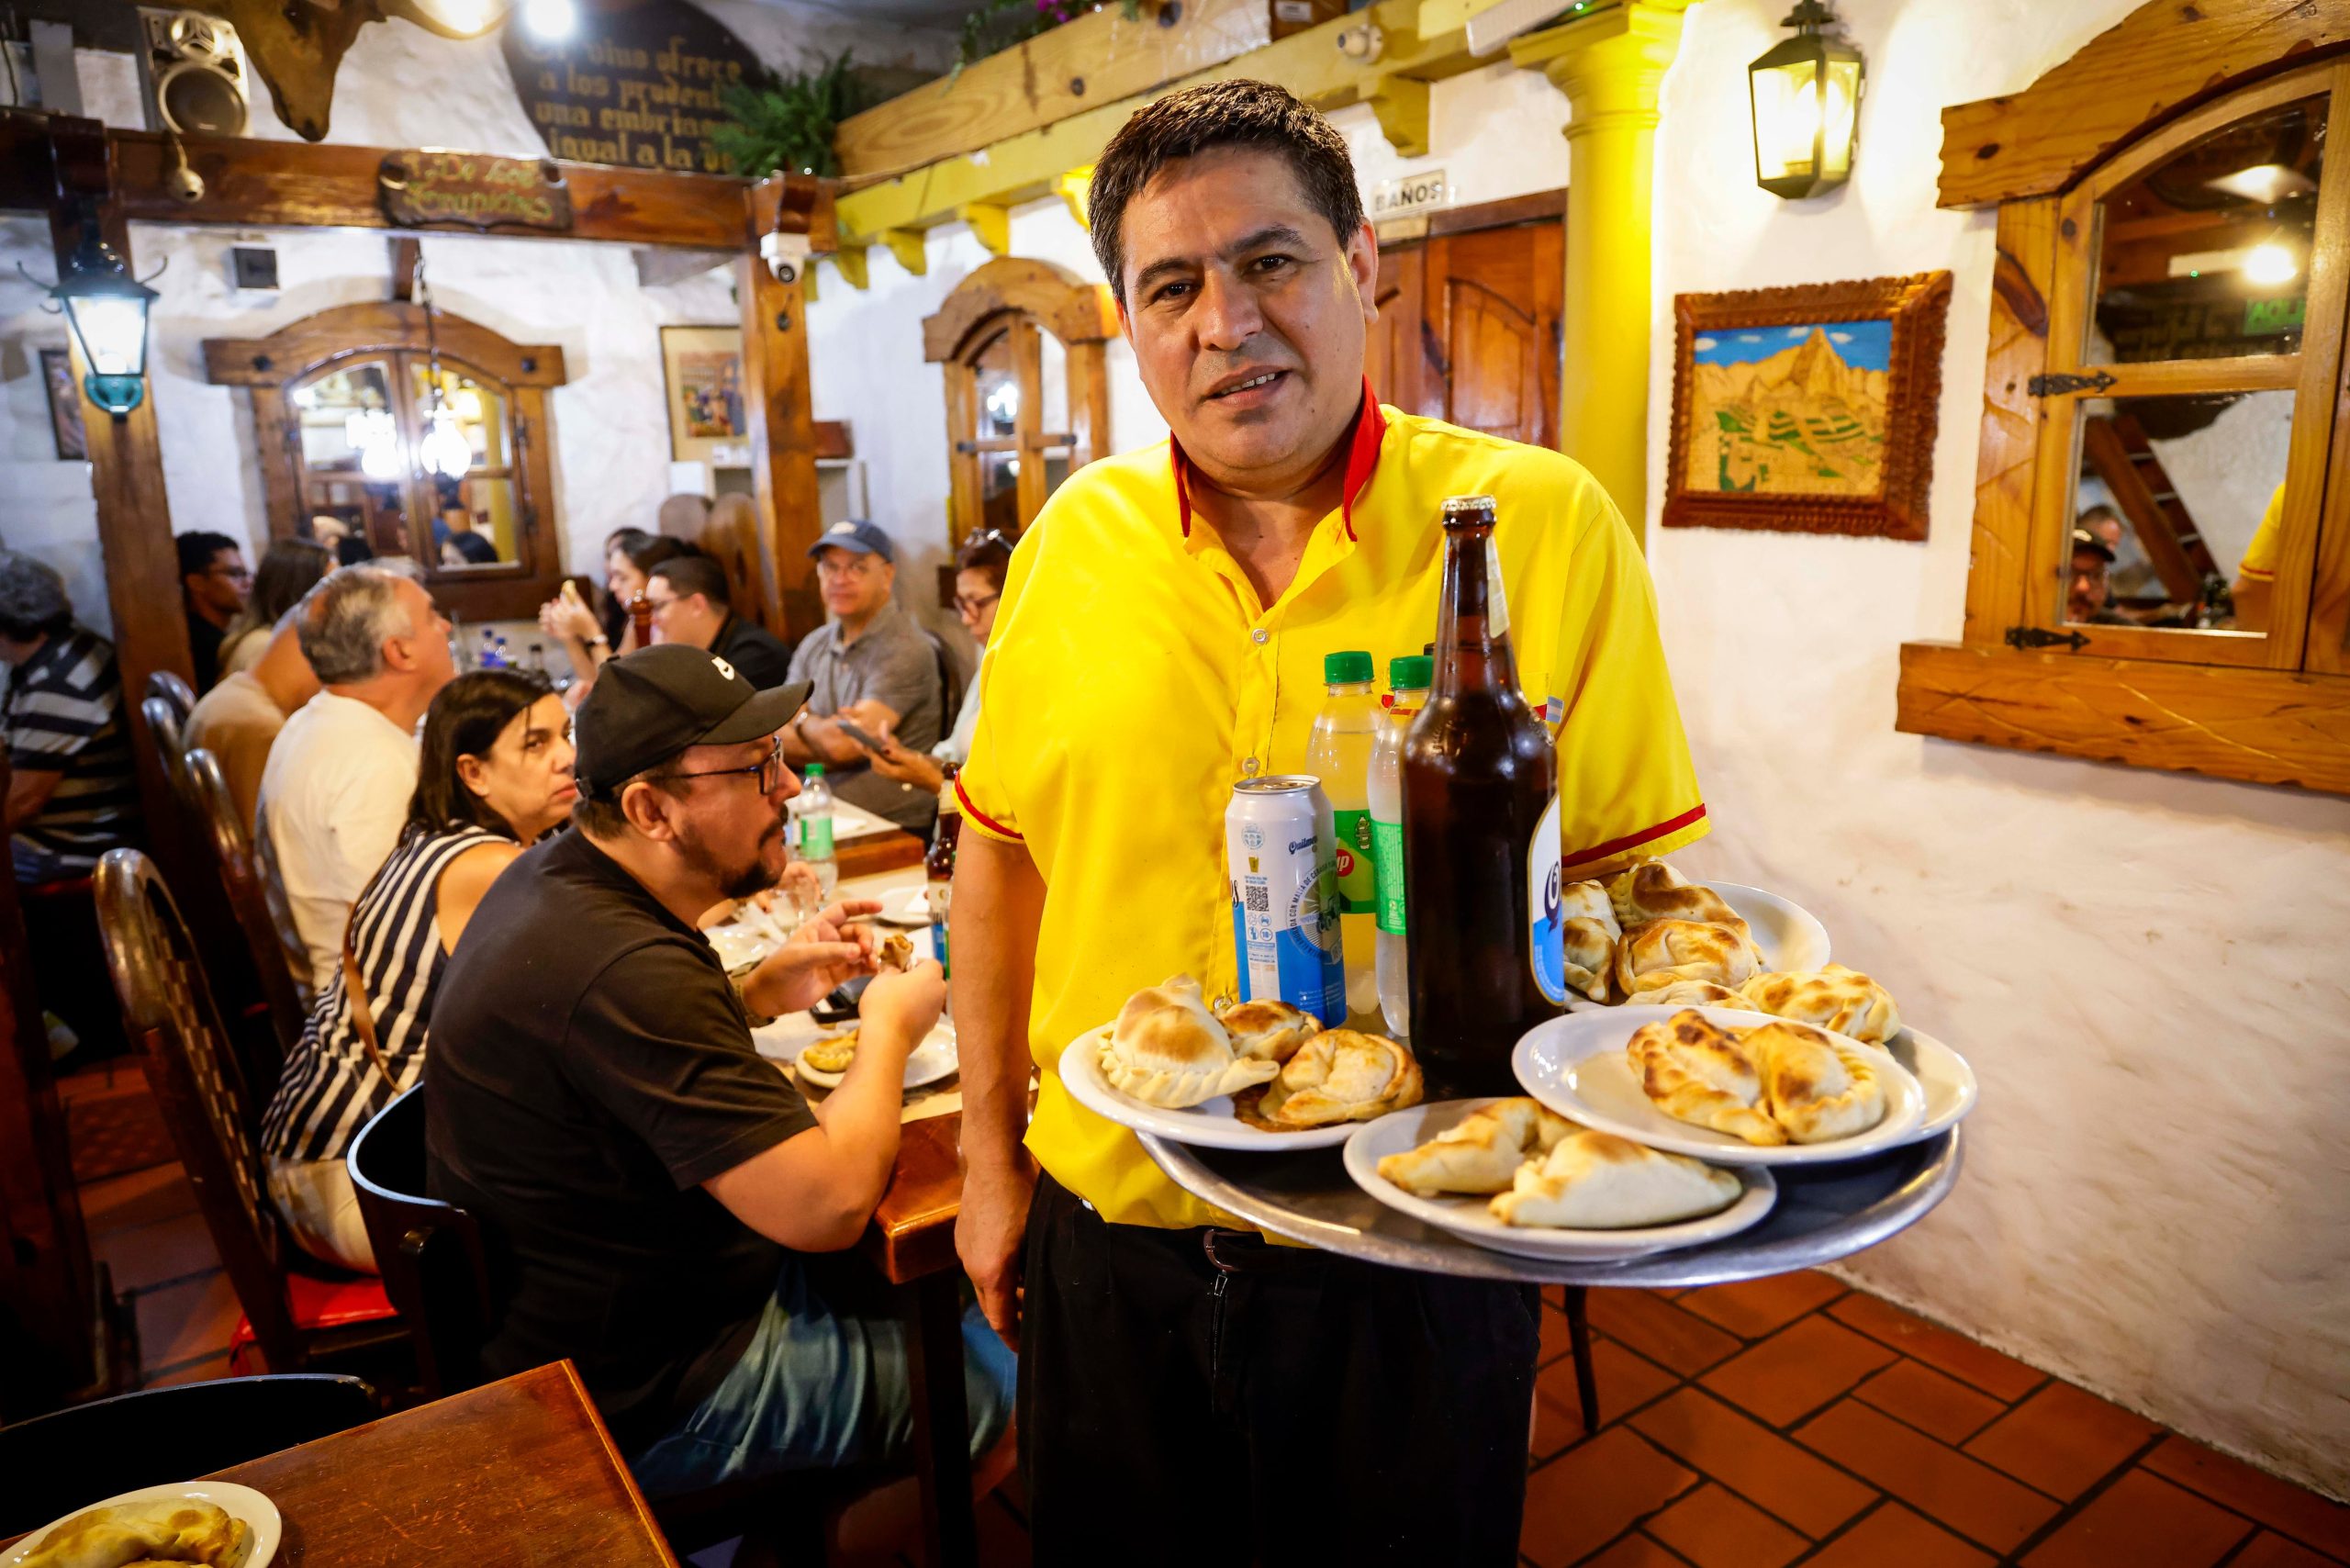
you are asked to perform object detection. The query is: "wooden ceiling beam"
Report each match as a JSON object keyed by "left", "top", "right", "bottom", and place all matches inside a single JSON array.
[{"left": 835, "top": 0, "right": 1485, "bottom": 246}]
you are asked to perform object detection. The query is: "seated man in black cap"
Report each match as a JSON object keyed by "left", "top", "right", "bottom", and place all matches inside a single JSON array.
[
  {"left": 426, "top": 644, "right": 1013, "bottom": 1493},
  {"left": 781, "top": 519, "right": 944, "bottom": 831}
]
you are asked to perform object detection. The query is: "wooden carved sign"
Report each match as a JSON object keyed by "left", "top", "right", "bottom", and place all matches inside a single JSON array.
[
  {"left": 378, "top": 151, "right": 576, "bottom": 232},
  {"left": 501, "top": 0, "right": 767, "bottom": 174}
]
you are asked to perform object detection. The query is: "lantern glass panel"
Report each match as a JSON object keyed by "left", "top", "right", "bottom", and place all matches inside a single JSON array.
[
  {"left": 1751, "top": 57, "right": 1823, "bottom": 185},
  {"left": 67, "top": 296, "right": 149, "bottom": 379},
  {"left": 1821, "top": 57, "right": 1862, "bottom": 181}
]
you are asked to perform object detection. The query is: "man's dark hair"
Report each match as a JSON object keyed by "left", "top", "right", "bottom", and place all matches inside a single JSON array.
[
  {"left": 651, "top": 553, "right": 733, "bottom": 610},
  {"left": 175, "top": 530, "right": 241, "bottom": 581},
  {"left": 1088, "top": 79, "right": 1363, "bottom": 308}
]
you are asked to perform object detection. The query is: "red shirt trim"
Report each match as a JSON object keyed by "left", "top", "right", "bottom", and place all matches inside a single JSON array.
[
  {"left": 1563, "top": 803, "right": 1709, "bottom": 869},
  {"left": 1169, "top": 377, "right": 1388, "bottom": 542},
  {"left": 954, "top": 775, "right": 1023, "bottom": 841}
]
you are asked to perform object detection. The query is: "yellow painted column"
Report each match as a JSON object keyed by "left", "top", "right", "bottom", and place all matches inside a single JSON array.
[{"left": 1513, "top": 4, "right": 1689, "bottom": 541}]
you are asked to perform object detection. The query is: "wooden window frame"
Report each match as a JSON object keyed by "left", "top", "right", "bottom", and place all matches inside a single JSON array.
[
  {"left": 1898, "top": 1, "right": 2350, "bottom": 796},
  {"left": 921, "top": 257, "right": 1117, "bottom": 552},
  {"left": 203, "top": 302, "right": 568, "bottom": 623}
]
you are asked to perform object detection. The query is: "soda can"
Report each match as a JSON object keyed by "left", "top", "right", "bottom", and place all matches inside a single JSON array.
[{"left": 1227, "top": 776, "right": 1347, "bottom": 1025}]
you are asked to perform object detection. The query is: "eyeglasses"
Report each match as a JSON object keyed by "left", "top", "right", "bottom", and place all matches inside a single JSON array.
[
  {"left": 960, "top": 526, "right": 1016, "bottom": 553},
  {"left": 210, "top": 565, "right": 252, "bottom": 583},
  {"left": 955, "top": 590, "right": 1001, "bottom": 615},
  {"left": 652, "top": 735, "right": 788, "bottom": 796},
  {"left": 815, "top": 554, "right": 880, "bottom": 579}
]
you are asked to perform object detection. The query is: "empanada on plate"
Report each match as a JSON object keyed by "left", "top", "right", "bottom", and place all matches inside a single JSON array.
[
  {"left": 1746, "top": 1020, "right": 1888, "bottom": 1143},
  {"left": 1635, "top": 979, "right": 1746, "bottom": 1008},
  {"left": 1489, "top": 1129, "right": 1742, "bottom": 1228},
  {"left": 1740, "top": 964, "right": 1901, "bottom": 1045},
  {"left": 1257, "top": 1029, "right": 1423, "bottom": 1128},
  {"left": 1376, "top": 1097, "right": 1579, "bottom": 1195},
  {"left": 1605, "top": 861, "right": 1739, "bottom": 928},
  {"left": 1214, "top": 997, "right": 1321, "bottom": 1063},
  {"left": 1100, "top": 975, "right": 1277, "bottom": 1108},
  {"left": 1626, "top": 1009, "right": 1785, "bottom": 1146},
  {"left": 1614, "top": 918, "right": 1761, "bottom": 996},
  {"left": 23, "top": 1498, "right": 250, "bottom": 1568}
]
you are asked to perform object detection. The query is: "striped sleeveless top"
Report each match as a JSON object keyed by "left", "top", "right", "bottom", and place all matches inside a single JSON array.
[{"left": 262, "top": 824, "right": 504, "bottom": 1163}]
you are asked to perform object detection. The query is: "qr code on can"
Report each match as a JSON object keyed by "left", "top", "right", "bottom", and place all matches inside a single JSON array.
[{"left": 1244, "top": 885, "right": 1270, "bottom": 913}]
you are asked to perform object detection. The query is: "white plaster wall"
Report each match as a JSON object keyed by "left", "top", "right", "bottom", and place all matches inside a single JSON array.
[
  {"left": 1646, "top": 0, "right": 2350, "bottom": 1498},
  {"left": 0, "top": 218, "right": 109, "bottom": 637}
]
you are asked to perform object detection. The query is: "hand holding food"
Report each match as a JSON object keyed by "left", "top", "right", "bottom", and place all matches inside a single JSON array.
[
  {"left": 1489, "top": 1129, "right": 1741, "bottom": 1228},
  {"left": 1377, "top": 1097, "right": 1579, "bottom": 1195},
  {"left": 858, "top": 960, "right": 946, "bottom": 1056},
  {"left": 1250, "top": 1029, "right": 1423, "bottom": 1128},
  {"left": 1099, "top": 975, "right": 1279, "bottom": 1108},
  {"left": 876, "top": 931, "right": 916, "bottom": 972},
  {"left": 20, "top": 1498, "right": 251, "bottom": 1568}
]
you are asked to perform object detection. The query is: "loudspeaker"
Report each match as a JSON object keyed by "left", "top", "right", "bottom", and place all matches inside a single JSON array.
[{"left": 137, "top": 9, "right": 249, "bottom": 137}]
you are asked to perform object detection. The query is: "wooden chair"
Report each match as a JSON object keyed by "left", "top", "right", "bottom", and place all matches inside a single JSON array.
[
  {"left": 92, "top": 849, "right": 404, "bottom": 1380},
  {"left": 144, "top": 669, "right": 196, "bottom": 731},
  {"left": 345, "top": 1085, "right": 490, "bottom": 1402},
  {"left": 0, "top": 1373, "right": 377, "bottom": 1535},
  {"left": 184, "top": 746, "right": 314, "bottom": 1058},
  {"left": 140, "top": 690, "right": 186, "bottom": 766}
]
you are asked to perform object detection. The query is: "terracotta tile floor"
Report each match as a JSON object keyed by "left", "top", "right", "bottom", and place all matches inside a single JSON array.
[{"left": 62, "top": 1066, "right": 2349, "bottom": 1567}]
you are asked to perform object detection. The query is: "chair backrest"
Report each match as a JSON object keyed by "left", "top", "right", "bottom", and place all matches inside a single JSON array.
[
  {"left": 144, "top": 669, "right": 196, "bottom": 728},
  {"left": 0, "top": 1372, "right": 375, "bottom": 1534},
  {"left": 140, "top": 691, "right": 187, "bottom": 769},
  {"left": 346, "top": 1086, "right": 491, "bottom": 1400},
  {"left": 94, "top": 849, "right": 304, "bottom": 1372},
  {"left": 185, "top": 747, "right": 315, "bottom": 1044},
  {"left": 925, "top": 628, "right": 965, "bottom": 741}
]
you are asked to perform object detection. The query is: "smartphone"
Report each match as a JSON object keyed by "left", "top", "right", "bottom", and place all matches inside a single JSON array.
[
  {"left": 833, "top": 717, "right": 887, "bottom": 755},
  {"left": 811, "top": 973, "right": 874, "bottom": 1025}
]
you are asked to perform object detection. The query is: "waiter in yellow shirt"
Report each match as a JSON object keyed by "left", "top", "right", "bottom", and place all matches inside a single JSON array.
[{"left": 951, "top": 80, "right": 1708, "bottom": 1564}]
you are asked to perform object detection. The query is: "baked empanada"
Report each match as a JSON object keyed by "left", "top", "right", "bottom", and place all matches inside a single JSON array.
[
  {"left": 1376, "top": 1096, "right": 1579, "bottom": 1195},
  {"left": 1614, "top": 918, "right": 1762, "bottom": 996},
  {"left": 800, "top": 1030, "right": 858, "bottom": 1074},
  {"left": 1559, "top": 879, "right": 1620, "bottom": 1003},
  {"left": 1257, "top": 1029, "right": 1423, "bottom": 1127},
  {"left": 1747, "top": 1020, "right": 1888, "bottom": 1143},
  {"left": 876, "top": 931, "right": 916, "bottom": 972},
  {"left": 1740, "top": 964, "right": 1901, "bottom": 1045},
  {"left": 1489, "top": 1129, "right": 1743, "bottom": 1228},
  {"left": 22, "top": 1499, "right": 250, "bottom": 1568},
  {"left": 1214, "top": 997, "right": 1321, "bottom": 1063},
  {"left": 1100, "top": 975, "right": 1278, "bottom": 1108},
  {"left": 1606, "top": 861, "right": 1740, "bottom": 928},
  {"left": 1635, "top": 980, "right": 1746, "bottom": 1008},
  {"left": 1626, "top": 1009, "right": 1785, "bottom": 1146}
]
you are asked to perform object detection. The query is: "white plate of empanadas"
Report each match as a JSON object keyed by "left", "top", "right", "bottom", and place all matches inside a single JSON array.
[
  {"left": 4, "top": 1480, "right": 280, "bottom": 1568},
  {"left": 1515, "top": 1005, "right": 1926, "bottom": 1166},
  {"left": 1705, "top": 963, "right": 1975, "bottom": 1141},
  {"left": 1881, "top": 1025, "right": 1976, "bottom": 1140},
  {"left": 1342, "top": 1098, "right": 1776, "bottom": 1260},
  {"left": 1560, "top": 863, "right": 1831, "bottom": 1010},
  {"left": 782, "top": 1021, "right": 959, "bottom": 1091}
]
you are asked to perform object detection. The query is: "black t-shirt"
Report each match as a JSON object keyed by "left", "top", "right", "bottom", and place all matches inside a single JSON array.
[
  {"left": 187, "top": 613, "right": 225, "bottom": 693},
  {"left": 424, "top": 827, "right": 815, "bottom": 1447},
  {"left": 714, "top": 614, "right": 797, "bottom": 691}
]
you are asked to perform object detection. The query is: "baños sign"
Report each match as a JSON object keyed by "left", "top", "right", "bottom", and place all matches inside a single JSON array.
[
  {"left": 502, "top": 0, "right": 767, "bottom": 174},
  {"left": 378, "top": 151, "right": 575, "bottom": 231}
]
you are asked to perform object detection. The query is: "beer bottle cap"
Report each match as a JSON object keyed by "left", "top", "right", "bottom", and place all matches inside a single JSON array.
[
  {"left": 1324, "top": 650, "right": 1373, "bottom": 685},
  {"left": 1388, "top": 654, "right": 1433, "bottom": 692},
  {"left": 1440, "top": 494, "right": 1497, "bottom": 519}
]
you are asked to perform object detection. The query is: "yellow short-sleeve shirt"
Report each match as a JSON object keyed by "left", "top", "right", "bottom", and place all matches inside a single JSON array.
[
  {"left": 2239, "top": 482, "right": 2285, "bottom": 582},
  {"left": 957, "top": 394, "right": 1708, "bottom": 1229}
]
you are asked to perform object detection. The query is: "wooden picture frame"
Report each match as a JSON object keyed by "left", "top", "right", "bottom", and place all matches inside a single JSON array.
[
  {"left": 659, "top": 325, "right": 749, "bottom": 465},
  {"left": 40, "top": 349, "right": 87, "bottom": 462},
  {"left": 1664, "top": 272, "right": 1953, "bottom": 541}
]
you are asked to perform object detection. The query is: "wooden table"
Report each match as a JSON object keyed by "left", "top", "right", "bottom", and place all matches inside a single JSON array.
[{"left": 0, "top": 1364, "right": 678, "bottom": 1565}]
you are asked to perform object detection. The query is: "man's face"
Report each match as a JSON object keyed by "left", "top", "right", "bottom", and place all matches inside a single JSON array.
[
  {"left": 188, "top": 547, "right": 250, "bottom": 616},
  {"left": 667, "top": 734, "right": 798, "bottom": 901},
  {"left": 392, "top": 577, "right": 456, "bottom": 691},
  {"left": 1116, "top": 145, "right": 1376, "bottom": 491},
  {"left": 2067, "top": 550, "right": 2111, "bottom": 622},
  {"left": 816, "top": 547, "right": 892, "bottom": 621},
  {"left": 645, "top": 576, "right": 719, "bottom": 649}
]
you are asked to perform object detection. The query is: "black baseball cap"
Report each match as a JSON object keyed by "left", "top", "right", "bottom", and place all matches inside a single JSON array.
[
  {"left": 574, "top": 644, "right": 810, "bottom": 799},
  {"left": 806, "top": 518, "right": 896, "bottom": 565},
  {"left": 2070, "top": 526, "right": 2116, "bottom": 564}
]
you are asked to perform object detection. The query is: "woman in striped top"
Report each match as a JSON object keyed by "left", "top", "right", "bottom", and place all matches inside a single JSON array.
[{"left": 262, "top": 669, "right": 577, "bottom": 1271}]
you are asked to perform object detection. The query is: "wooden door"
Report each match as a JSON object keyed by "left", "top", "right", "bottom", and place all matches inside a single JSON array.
[{"left": 1369, "top": 200, "right": 1564, "bottom": 449}]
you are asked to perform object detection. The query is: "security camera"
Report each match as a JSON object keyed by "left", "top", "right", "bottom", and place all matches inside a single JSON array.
[{"left": 760, "top": 228, "right": 811, "bottom": 284}]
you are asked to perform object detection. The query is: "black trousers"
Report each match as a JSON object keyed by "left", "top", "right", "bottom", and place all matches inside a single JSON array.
[{"left": 1017, "top": 1174, "right": 1540, "bottom": 1567}]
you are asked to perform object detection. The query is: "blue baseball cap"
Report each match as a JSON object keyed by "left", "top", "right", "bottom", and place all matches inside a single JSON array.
[{"left": 806, "top": 518, "right": 896, "bottom": 565}]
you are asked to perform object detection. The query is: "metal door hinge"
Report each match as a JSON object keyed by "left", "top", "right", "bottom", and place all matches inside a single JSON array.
[
  {"left": 2006, "top": 625, "right": 2090, "bottom": 652},
  {"left": 2027, "top": 370, "right": 2117, "bottom": 397}
]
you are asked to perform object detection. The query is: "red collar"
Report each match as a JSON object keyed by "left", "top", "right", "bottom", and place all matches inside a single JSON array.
[{"left": 1169, "top": 377, "right": 1387, "bottom": 543}]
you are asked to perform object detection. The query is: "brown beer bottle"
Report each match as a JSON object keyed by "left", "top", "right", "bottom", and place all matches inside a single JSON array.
[{"left": 1402, "top": 495, "right": 1564, "bottom": 1094}]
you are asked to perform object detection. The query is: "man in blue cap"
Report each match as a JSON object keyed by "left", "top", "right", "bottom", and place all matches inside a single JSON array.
[{"left": 781, "top": 519, "right": 945, "bottom": 831}]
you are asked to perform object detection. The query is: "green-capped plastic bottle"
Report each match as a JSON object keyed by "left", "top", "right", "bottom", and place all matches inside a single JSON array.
[
  {"left": 1305, "top": 649, "right": 1380, "bottom": 1018},
  {"left": 1369, "top": 654, "right": 1432, "bottom": 1036}
]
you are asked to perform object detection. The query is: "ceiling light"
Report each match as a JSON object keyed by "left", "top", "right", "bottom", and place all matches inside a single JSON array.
[
  {"left": 2244, "top": 242, "right": 2299, "bottom": 286},
  {"left": 2206, "top": 163, "right": 2317, "bottom": 204},
  {"left": 521, "top": 0, "right": 576, "bottom": 39}
]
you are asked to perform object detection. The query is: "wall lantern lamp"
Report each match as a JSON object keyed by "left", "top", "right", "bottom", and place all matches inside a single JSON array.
[
  {"left": 1749, "top": 0, "right": 1863, "bottom": 200},
  {"left": 42, "top": 207, "right": 161, "bottom": 420}
]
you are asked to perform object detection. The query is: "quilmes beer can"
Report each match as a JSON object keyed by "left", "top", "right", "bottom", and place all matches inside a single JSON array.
[{"left": 1227, "top": 776, "right": 1348, "bottom": 1025}]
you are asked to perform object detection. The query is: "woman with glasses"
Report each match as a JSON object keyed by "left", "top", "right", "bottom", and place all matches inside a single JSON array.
[
  {"left": 539, "top": 528, "right": 691, "bottom": 689},
  {"left": 860, "top": 530, "right": 1010, "bottom": 794},
  {"left": 258, "top": 669, "right": 578, "bottom": 1271},
  {"left": 218, "top": 537, "right": 332, "bottom": 678}
]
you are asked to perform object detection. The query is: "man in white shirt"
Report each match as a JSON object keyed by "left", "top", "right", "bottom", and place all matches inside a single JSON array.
[{"left": 257, "top": 566, "right": 453, "bottom": 994}]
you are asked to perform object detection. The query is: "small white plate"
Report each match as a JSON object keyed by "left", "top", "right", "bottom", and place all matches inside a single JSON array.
[
  {"left": 704, "top": 923, "right": 771, "bottom": 975},
  {"left": 1886, "top": 1025, "right": 1978, "bottom": 1143},
  {"left": 1515, "top": 1005, "right": 1925, "bottom": 1166},
  {"left": 1058, "top": 1027, "right": 1359, "bottom": 1150},
  {"left": 3, "top": 1481, "right": 281, "bottom": 1568},
  {"left": 789, "top": 1021, "right": 958, "bottom": 1090},
  {"left": 1342, "top": 1100, "right": 1777, "bottom": 1260},
  {"left": 873, "top": 887, "right": 934, "bottom": 928},
  {"left": 1564, "top": 881, "right": 1832, "bottom": 1011}
]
